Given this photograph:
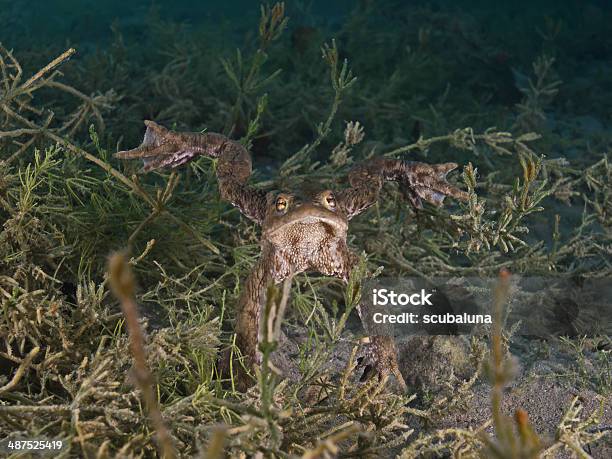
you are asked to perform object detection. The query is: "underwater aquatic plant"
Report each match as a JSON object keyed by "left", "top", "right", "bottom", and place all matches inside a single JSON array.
[{"left": 0, "top": 1, "right": 610, "bottom": 457}]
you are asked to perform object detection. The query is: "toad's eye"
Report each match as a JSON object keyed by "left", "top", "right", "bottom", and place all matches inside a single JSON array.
[
  {"left": 324, "top": 194, "right": 336, "bottom": 209},
  {"left": 275, "top": 197, "right": 288, "bottom": 213}
]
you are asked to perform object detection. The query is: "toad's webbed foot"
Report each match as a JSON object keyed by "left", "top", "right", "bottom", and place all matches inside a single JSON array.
[
  {"left": 338, "top": 158, "right": 468, "bottom": 219},
  {"left": 358, "top": 335, "right": 407, "bottom": 392},
  {"left": 116, "top": 120, "right": 267, "bottom": 224},
  {"left": 398, "top": 161, "right": 469, "bottom": 208},
  {"left": 115, "top": 120, "right": 220, "bottom": 171}
]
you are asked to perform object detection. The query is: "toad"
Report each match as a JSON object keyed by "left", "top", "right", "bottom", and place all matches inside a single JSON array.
[{"left": 116, "top": 120, "right": 468, "bottom": 391}]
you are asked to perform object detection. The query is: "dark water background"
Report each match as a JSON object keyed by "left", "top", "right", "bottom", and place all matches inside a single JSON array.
[
  {"left": 1, "top": 1, "right": 610, "bottom": 55},
  {"left": 3, "top": 1, "right": 611, "bottom": 66},
  {"left": 1, "top": 0, "right": 610, "bottom": 165},
  {"left": 3, "top": 1, "right": 609, "bottom": 108},
  {"left": 2, "top": 1, "right": 609, "bottom": 99}
]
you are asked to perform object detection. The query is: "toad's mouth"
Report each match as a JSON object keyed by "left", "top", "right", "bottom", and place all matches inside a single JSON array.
[{"left": 263, "top": 205, "right": 348, "bottom": 238}]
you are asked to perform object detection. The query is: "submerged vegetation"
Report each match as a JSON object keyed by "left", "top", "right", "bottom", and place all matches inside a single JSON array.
[{"left": 0, "top": 1, "right": 610, "bottom": 457}]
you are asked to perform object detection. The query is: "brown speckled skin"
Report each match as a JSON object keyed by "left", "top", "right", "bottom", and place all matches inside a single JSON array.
[{"left": 116, "top": 121, "right": 468, "bottom": 391}]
